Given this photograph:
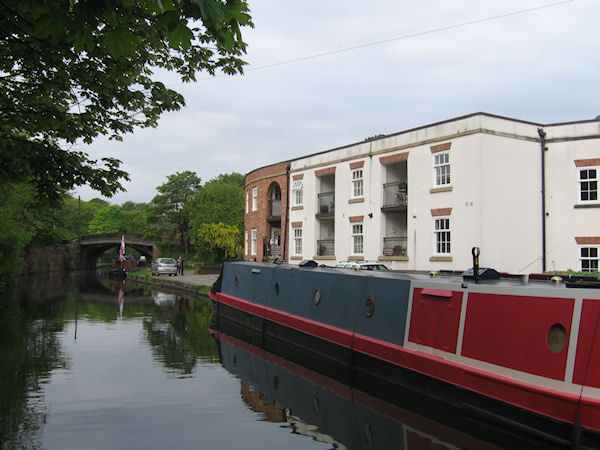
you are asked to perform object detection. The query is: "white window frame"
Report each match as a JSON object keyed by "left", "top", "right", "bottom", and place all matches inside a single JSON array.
[
  {"left": 292, "top": 180, "right": 303, "bottom": 206},
  {"left": 352, "top": 169, "right": 364, "bottom": 198},
  {"left": 251, "top": 187, "right": 258, "bottom": 212},
  {"left": 578, "top": 167, "right": 598, "bottom": 203},
  {"left": 293, "top": 227, "right": 302, "bottom": 256},
  {"left": 434, "top": 217, "right": 451, "bottom": 255},
  {"left": 580, "top": 246, "right": 599, "bottom": 272},
  {"left": 245, "top": 191, "right": 249, "bottom": 214},
  {"left": 434, "top": 151, "right": 451, "bottom": 187},
  {"left": 244, "top": 230, "right": 248, "bottom": 255},
  {"left": 251, "top": 229, "right": 257, "bottom": 255},
  {"left": 351, "top": 223, "right": 364, "bottom": 255}
]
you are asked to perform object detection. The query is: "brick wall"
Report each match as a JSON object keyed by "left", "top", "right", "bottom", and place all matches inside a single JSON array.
[{"left": 244, "top": 162, "right": 290, "bottom": 261}]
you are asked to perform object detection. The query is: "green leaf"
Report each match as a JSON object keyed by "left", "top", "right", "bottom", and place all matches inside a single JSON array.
[
  {"left": 103, "top": 28, "right": 139, "bottom": 58},
  {"left": 193, "top": 0, "right": 224, "bottom": 24},
  {"left": 168, "top": 23, "right": 193, "bottom": 50},
  {"left": 224, "top": 0, "right": 252, "bottom": 25},
  {"left": 156, "top": 10, "right": 180, "bottom": 31}
]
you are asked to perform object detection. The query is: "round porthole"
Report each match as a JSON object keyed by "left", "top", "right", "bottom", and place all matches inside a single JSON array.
[
  {"left": 547, "top": 323, "right": 567, "bottom": 353},
  {"left": 365, "top": 296, "right": 375, "bottom": 318},
  {"left": 274, "top": 281, "right": 280, "bottom": 296},
  {"left": 234, "top": 274, "right": 239, "bottom": 287},
  {"left": 314, "top": 288, "right": 321, "bottom": 306}
]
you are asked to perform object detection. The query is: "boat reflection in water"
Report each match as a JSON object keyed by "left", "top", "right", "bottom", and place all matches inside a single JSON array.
[{"left": 212, "top": 321, "right": 516, "bottom": 450}]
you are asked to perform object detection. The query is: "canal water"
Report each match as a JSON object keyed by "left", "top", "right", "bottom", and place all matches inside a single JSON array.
[{"left": 0, "top": 270, "right": 547, "bottom": 449}]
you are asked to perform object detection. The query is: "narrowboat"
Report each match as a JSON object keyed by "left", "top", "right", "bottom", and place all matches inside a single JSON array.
[{"left": 209, "top": 258, "right": 600, "bottom": 448}]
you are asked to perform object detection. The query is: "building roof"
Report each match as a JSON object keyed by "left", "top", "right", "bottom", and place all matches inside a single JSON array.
[{"left": 246, "top": 112, "right": 600, "bottom": 177}]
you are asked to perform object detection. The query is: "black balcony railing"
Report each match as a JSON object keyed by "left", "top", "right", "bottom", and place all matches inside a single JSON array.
[
  {"left": 268, "top": 199, "right": 281, "bottom": 220},
  {"left": 317, "top": 239, "right": 335, "bottom": 256},
  {"left": 382, "top": 181, "right": 407, "bottom": 209},
  {"left": 317, "top": 192, "right": 335, "bottom": 218},
  {"left": 383, "top": 236, "right": 407, "bottom": 256}
]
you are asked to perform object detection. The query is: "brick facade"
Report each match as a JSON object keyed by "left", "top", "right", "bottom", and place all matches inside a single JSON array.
[{"left": 244, "top": 162, "right": 289, "bottom": 261}]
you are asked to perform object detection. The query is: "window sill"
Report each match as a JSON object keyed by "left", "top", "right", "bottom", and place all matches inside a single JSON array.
[
  {"left": 430, "top": 256, "right": 452, "bottom": 262},
  {"left": 348, "top": 255, "right": 364, "bottom": 261},
  {"left": 290, "top": 256, "right": 303, "bottom": 260},
  {"left": 291, "top": 205, "right": 304, "bottom": 210},
  {"left": 574, "top": 203, "right": 600, "bottom": 209},
  {"left": 430, "top": 186, "right": 453, "bottom": 193},
  {"left": 349, "top": 198, "right": 365, "bottom": 203},
  {"left": 379, "top": 255, "right": 409, "bottom": 261},
  {"left": 313, "top": 255, "right": 336, "bottom": 260}
]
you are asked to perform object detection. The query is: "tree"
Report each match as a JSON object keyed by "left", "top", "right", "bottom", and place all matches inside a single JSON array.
[
  {"left": 149, "top": 171, "right": 202, "bottom": 254},
  {"left": 0, "top": 184, "right": 35, "bottom": 281},
  {"left": 196, "top": 222, "right": 241, "bottom": 263},
  {"left": 87, "top": 204, "right": 147, "bottom": 234},
  {"left": 53, "top": 195, "right": 111, "bottom": 240},
  {"left": 87, "top": 205, "right": 124, "bottom": 234},
  {"left": 213, "top": 172, "right": 245, "bottom": 188},
  {"left": 0, "top": 0, "right": 253, "bottom": 200},
  {"left": 190, "top": 172, "right": 244, "bottom": 232}
]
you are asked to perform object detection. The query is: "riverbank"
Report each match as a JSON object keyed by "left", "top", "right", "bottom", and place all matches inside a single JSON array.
[{"left": 128, "top": 271, "right": 220, "bottom": 296}]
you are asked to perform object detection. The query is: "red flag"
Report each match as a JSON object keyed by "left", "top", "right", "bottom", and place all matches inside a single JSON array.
[{"left": 119, "top": 235, "right": 126, "bottom": 261}]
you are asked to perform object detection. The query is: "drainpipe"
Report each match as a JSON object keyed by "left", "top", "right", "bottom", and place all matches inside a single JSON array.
[
  {"left": 282, "top": 163, "right": 291, "bottom": 261},
  {"left": 537, "top": 128, "right": 547, "bottom": 272}
]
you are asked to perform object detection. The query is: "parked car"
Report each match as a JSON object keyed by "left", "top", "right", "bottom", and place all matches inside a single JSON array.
[
  {"left": 151, "top": 258, "right": 178, "bottom": 276},
  {"left": 335, "top": 260, "right": 390, "bottom": 271}
]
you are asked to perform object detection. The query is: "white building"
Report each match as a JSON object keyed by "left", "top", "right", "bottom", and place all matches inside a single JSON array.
[{"left": 285, "top": 113, "right": 600, "bottom": 273}]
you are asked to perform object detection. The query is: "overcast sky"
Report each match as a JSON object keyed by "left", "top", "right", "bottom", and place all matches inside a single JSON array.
[{"left": 73, "top": 0, "right": 600, "bottom": 204}]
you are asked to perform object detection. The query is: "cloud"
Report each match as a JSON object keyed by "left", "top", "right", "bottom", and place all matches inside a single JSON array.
[{"left": 73, "top": 0, "right": 600, "bottom": 204}]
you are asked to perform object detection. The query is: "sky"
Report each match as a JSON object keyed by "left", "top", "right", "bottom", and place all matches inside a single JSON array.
[{"left": 73, "top": 0, "right": 600, "bottom": 205}]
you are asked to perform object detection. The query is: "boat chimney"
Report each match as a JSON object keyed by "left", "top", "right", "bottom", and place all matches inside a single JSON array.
[{"left": 472, "top": 247, "right": 480, "bottom": 283}]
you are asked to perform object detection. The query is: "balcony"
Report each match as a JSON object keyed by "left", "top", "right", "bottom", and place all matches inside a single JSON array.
[
  {"left": 316, "top": 239, "right": 335, "bottom": 256},
  {"left": 383, "top": 236, "right": 407, "bottom": 256},
  {"left": 381, "top": 181, "right": 407, "bottom": 212},
  {"left": 266, "top": 244, "right": 281, "bottom": 257},
  {"left": 268, "top": 199, "right": 281, "bottom": 222},
  {"left": 316, "top": 192, "right": 335, "bottom": 219}
]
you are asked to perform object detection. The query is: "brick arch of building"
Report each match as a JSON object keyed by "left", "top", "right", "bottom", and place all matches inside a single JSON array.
[{"left": 245, "top": 162, "right": 289, "bottom": 262}]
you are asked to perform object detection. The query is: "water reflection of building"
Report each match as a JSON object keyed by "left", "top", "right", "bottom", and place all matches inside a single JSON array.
[
  {"left": 241, "top": 381, "right": 285, "bottom": 423},
  {"left": 240, "top": 381, "right": 345, "bottom": 448},
  {"left": 213, "top": 328, "right": 502, "bottom": 450}
]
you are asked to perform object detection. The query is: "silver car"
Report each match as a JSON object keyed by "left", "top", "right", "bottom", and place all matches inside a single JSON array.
[{"left": 151, "top": 258, "right": 178, "bottom": 276}]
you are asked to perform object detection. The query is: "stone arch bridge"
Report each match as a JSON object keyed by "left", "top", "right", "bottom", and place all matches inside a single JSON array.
[{"left": 77, "top": 233, "right": 159, "bottom": 269}]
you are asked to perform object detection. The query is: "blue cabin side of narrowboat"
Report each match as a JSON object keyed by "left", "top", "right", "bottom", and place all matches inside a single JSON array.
[{"left": 217, "top": 261, "right": 412, "bottom": 349}]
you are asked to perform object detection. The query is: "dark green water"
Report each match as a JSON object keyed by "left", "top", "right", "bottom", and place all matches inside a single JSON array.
[{"left": 0, "top": 271, "right": 329, "bottom": 450}]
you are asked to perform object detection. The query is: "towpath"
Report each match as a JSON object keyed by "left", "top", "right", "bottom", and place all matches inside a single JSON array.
[{"left": 128, "top": 271, "right": 220, "bottom": 296}]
